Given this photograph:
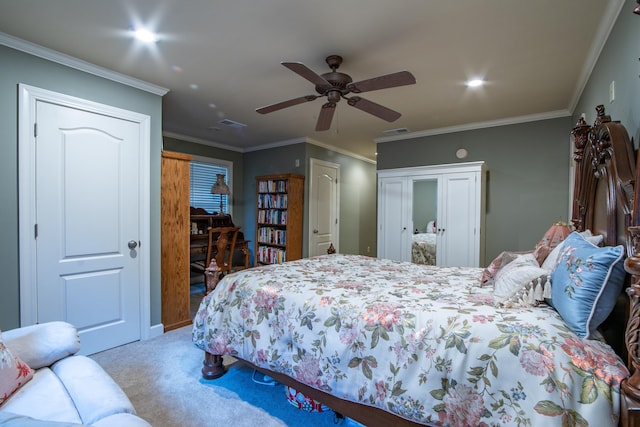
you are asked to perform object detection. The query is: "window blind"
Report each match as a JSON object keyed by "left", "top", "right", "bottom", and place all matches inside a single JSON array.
[{"left": 190, "top": 161, "right": 230, "bottom": 214}]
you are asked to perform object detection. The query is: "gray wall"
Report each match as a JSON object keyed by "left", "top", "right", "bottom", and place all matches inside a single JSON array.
[
  {"left": 377, "top": 118, "right": 572, "bottom": 264},
  {"left": 0, "top": 45, "right": 163, "bottom": 330},
  {"left": 573, "top": 0, "right": 640, "bottom": 143}
]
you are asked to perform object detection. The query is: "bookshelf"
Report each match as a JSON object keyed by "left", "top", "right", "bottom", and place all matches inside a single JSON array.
[{"left": 255, "top": 173, "right": 304, "bottom": 265}]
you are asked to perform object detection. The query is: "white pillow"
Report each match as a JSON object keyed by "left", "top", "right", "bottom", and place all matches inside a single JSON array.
[
  {"left": 493, "top": 253, "right": 548, "bottom": 307},
  {"left": 426, "top": 220, "right": 436, "bottom": 233}
]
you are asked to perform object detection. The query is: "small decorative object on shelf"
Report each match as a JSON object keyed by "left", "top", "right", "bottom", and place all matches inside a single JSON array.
[{"left": 255, "top": 173, "right": 304, "bottom": 265}]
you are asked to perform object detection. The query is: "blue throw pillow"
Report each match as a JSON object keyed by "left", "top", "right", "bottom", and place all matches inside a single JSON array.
[{"left": 549, "top": 232, "right": 625, "bottom": 338}]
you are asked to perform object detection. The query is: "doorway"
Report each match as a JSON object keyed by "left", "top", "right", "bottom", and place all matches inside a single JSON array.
[
  {"left": 308, "top": 159, "right": 340, "bottom": 256},
  {"left": 18, "top": 84, "right": 151, "bottom": 355}
]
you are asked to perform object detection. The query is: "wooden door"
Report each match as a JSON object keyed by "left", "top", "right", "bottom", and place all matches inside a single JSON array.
[{"left": 161, "top": 151, "right": 192, "bottom": 331}]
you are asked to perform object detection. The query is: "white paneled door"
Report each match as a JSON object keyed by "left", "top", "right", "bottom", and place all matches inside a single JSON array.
[
  {"left": 19, "top": 85, "right": 150, "bottom": 355},
  {"left": 309, "top": 159, "right": 340, "bottom": 257}
]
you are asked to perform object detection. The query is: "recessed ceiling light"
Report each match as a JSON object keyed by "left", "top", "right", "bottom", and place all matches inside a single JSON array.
[
  {"left": 189, "top": 84, "right": 199, "bottom": 90},
  {"left": 133, "top": 28, "right": 158, "bottom": 43},
  {"left": 466, "top": 79, "right": 484, "bottom": 88}
]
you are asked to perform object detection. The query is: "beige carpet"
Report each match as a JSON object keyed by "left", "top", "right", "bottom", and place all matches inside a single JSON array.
[{"left": 90, "top": 325, "right": 288, "bottom": 427}]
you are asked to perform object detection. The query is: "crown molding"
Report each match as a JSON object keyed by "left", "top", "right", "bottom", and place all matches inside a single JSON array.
[
  {"left": 304, "top": 138, "right": 376, "bottom": 165},
  {"left": 0, "top": 32, "right": 169, "bottom": 96},
  {"left": 162, "top": 131, "right": 245, "bottom": 153},
  {"left": 375, "top": 109, "right": 571, "bottom": 144}
]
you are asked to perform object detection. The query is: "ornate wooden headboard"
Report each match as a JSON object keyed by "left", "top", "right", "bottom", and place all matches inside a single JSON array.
[
  {"left": 570, "top": 103, "right": 640, "bottom": 427},
  {"left": 571, "top": 106, "right": 636, "bottom": 364}
]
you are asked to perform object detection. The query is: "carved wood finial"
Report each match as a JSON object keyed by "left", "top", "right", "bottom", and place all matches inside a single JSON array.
[
  {"left": 204, "top": 259, "right": 222, "bottom": 294},
  {"left": 634, "top": 0, "right": 640, "bottom": 15},
  {"left": 327, "top": 243, "right": 336, "bottom": 254},
  {"left": 624, "top": 258, "right": 640, "bottom": 401}
]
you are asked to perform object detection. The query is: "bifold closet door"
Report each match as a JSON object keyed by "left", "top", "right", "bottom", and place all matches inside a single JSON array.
[
  {"left": 437, "top": 172, "right": 477, "bottom": 267},
  {"left": 377, "top": 177, "right": 409, "bottom": 261}
]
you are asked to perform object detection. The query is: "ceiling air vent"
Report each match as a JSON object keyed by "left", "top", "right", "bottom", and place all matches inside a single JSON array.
[
  {"left": 219, "top": 119, "right": 247, "bottom": 129},
  {"left": 383, "top": 127, "right": 410, "bottom": 135}
]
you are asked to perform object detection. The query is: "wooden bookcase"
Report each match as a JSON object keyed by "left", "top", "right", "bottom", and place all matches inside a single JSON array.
[{"left": 255, "top": 173, "right": 304, "bottom": 265}]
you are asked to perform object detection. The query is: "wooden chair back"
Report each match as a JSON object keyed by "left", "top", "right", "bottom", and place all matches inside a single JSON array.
[{"left": 205, "top": 226, "right": 239, "bottom": 276}]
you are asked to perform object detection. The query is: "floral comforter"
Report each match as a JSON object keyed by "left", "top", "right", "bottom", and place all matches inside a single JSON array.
[{"left": 192, "top": 254, "right": 628, "bottom": 426}]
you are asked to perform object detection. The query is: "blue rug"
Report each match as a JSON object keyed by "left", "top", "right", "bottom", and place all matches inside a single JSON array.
[{"left": 200, "top": 363, "right": 362, "bottom": 427}]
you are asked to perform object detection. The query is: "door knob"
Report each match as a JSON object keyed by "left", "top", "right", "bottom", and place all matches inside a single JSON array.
[
  {"left": 128, "top": 240, "right": 138, "bottom": 250},
  {"left": 313, "top": 229, "right": 319, "bottom": 233}
]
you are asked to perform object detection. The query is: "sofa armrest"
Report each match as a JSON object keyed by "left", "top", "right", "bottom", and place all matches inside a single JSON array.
[{"left": 3, "top": 321, "right": 81, "bottom": 369}]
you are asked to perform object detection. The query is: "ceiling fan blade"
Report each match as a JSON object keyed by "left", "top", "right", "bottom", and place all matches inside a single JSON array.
[
  {"left": 347, "top": 71, "right": 416, "bottom": 93},
  {"left": 282, "top": 62, "right": 332, "bottom": 91},
  {"left": 256, "top": 95, "right": 319, "bottom": 114},
  {"left": 346, "top": 96, "right": 401, "bottom": 122},
  {"left": 315, "top": 103, "right": 336, "bottom": 131}
]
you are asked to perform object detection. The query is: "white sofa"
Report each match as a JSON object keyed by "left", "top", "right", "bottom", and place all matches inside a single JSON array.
[{"left": 0, "top": 321, "right": 151, "bottom": 427}]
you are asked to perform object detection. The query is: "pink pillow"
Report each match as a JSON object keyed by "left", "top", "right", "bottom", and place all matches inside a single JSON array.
[{"left": 0, "top": 330, "right": 34, "bottom": 404}]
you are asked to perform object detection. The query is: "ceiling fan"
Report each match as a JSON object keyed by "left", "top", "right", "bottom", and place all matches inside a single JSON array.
[{"left": 256, "top": 55, "right": 416, "bottom": 131}]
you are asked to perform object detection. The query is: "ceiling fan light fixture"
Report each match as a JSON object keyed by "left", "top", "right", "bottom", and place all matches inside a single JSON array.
[{"left": 257, "top": 55, "right": 416, "bottom": 131}]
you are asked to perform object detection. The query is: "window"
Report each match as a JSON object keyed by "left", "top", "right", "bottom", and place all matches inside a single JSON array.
[{"left": 189, "top": 157, "right": 233, "bottom": 215}]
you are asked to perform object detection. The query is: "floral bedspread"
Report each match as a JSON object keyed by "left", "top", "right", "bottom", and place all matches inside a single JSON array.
[
  {"left": 192, "top": 254, "right": 628, "bottom": 426},
  {"left": 412, "top": 233, "right": 436, "bottom": 265}
]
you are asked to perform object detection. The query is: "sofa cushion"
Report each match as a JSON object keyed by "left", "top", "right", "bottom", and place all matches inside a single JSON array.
[
  {"left": 0, "top": 411, "right": 86, "bottom": 426},
  {"left": 2, "top": 322, "right": 80, "bottom": 370},
  {"left": 91, "top": 413, "right": 153, "bottom": 427},
  {"left": 52, "top": 355, "right": 136, "bottom": 425},
  {"left": 0, "top": 368, "right": 83, "bottom": 424},
  {"left": 0, "top": 330, "right": 34, "bottom": 404}
]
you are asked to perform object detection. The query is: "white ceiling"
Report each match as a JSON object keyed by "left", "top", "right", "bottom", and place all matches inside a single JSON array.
[{"left": 0, "top": 0, "right": 626, "bottom": 161}]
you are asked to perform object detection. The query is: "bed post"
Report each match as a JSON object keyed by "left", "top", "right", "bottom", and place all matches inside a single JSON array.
[
  {"left": 202, "top": 352, "right": 227, "bottom": 379},
  {"left": 623, "top": 186, "right": 640, "bottom": 424},
  {"left": 570, "top": 116, "right": 590, "bottom": 232}
]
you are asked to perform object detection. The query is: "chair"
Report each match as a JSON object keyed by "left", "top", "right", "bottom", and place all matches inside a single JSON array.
[{"left": 204, "top": 226, "right": 239, "bottom": 293}]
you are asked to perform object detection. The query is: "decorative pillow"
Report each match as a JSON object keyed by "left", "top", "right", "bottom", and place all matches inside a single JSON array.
[
  {"left": 480, "top": 251, "right": 525, "bottom": 286},
  {"left": 541, "top": 230, "right": 603, "bottom": 271},
  {"left": 426, "top": 220, "right": 436, "bottom": 233},
  {"left": 548, "top": 232, "right": 625, "bottom": 338},
  {"left": 493, "top": 253, "right": 548, "bottom": 307},
  {"left": 0, "top": 330, "right": 34, "bottom": 404}
]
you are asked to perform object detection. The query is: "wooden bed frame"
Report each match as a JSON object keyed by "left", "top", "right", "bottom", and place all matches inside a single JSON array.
[{"left": 198, "top": 104, "right": 640, "bottom": 426}]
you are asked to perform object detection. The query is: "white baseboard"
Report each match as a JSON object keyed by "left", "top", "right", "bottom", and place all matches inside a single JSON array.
[{"left": 147, "top": 323, "right": 165, "bottom": 339}]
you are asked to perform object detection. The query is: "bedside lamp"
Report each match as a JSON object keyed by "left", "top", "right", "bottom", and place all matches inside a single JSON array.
[{"left": 211, "top": 174, "right": 231, "bottom": 214}]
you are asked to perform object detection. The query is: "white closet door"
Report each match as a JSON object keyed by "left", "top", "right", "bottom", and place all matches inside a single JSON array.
[
  {"left": 377, "top": 177, "right": 410, "bottom": 261},
  {"left": 438, "top": 172, "right": 478, "bottom": 267}
]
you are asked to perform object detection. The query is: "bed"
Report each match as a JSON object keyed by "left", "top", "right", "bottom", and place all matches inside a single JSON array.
[
  {"left": 192, "top": 105, "right": 640, "bottom": 427},
  {"left": 412, "top": 232, "right": 437, "bottom": 265}
]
